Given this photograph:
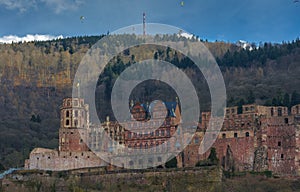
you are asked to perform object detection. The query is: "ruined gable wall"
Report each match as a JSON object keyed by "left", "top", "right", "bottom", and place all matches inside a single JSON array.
[{"left": 260, "top": 116, "right": 296, "bottom": 174}]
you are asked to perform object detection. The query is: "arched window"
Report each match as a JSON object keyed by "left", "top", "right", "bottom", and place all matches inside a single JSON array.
[
  {"left": 66, "top": 119, "right": 70, "bottom": 126},
  {"left": 245, "top": 132, "right": 250, "bottom": 137},
  {"left": 66, "top": 111, "right": 70, "bottom": 117},
  {"left": 271, "top": 108, "right": 274, "bottom": 116},
  {"left": 222, "top": 133, "right": 226, "bottom": 139}
]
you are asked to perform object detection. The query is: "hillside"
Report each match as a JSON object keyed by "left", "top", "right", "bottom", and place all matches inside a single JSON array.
[{"left": 0, "top": 35, "right": 300, "bottom": 169}]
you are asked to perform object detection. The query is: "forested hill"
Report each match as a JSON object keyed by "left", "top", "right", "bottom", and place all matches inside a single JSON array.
[{"left": 0, "top": 34, "right": 300, "bottom": 169}]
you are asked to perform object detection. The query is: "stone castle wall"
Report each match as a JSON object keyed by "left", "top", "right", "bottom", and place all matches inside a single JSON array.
[{"left": 25, "top": 148, "right": 107, "bottom": 171}]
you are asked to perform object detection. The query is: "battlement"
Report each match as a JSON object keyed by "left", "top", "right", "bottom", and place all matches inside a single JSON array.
[{"left": 61, "top": 98, "right": 87, "bottom": 109}]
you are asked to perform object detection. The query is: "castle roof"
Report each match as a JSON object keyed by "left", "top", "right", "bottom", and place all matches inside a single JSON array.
[{"left": 131, "top": 101, "right": 178, "bottom": 118}]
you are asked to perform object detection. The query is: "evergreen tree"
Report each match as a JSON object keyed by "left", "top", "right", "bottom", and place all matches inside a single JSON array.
[
  {"left": 208, "top": 147, "right": 219, "bottom": 165},
  {"left": 153, "top": 52, "right": 159, "bottom": 60},
  {"left": 283, "top": 93, "right": 290, "bottom": 107},
  {"left": 272, "top": 98, "right": 278, "bottom": 106},
  {"left": 36, "top": 114, "right": 41, "bottom": 123},
  {"left": 247, "top": 90, "right": 255, "bottom": 104},
  {"left": 0, "top": 162, "right": 5, "bottom": 171},
  {"left": 30, "top": 115, "right": 36, "bottom": 122},
  {"left": 165, "top": 156, "right": 177, "bottom": 168},
  {"left": 291, "top": 91, "right": 300, "bottom": 106},
  {"left": 237, "top": 99, "right": 245, "bottom": 114}
]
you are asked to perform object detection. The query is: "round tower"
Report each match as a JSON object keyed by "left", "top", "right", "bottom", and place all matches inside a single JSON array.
[{"left": 59, "top": 98, "right": 89, "bottom": 152}]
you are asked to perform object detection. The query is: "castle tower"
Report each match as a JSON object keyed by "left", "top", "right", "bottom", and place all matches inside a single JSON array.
[{"left": 59, "top": 98, "right": 89, "bottom": 152}]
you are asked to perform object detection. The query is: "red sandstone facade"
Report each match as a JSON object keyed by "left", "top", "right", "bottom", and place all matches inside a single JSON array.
[{"left": 183, "top": 104, "right": 300, "bottom": 175}]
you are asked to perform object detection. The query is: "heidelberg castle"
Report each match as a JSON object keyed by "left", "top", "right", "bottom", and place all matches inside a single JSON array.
[{"left": 25, "top": 97, "right": 300, "bottom": 175}]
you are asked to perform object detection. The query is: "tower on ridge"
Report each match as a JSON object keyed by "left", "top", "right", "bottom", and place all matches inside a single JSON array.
[{"left": 143, "top": 12, "right": 146, "bottom": 36}]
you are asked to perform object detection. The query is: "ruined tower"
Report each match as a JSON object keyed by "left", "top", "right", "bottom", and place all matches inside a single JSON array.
[{"left": 59, "top": 98, "right": 90, "bottom": 152}]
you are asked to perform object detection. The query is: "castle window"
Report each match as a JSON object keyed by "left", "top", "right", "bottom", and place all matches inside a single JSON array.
[
  {"left": 271, "top": 108, "right": 274, "bottom": 116},
  {"left": 138, "top": 159, "right": 143, "bottom": 165},
  {"left": 81, "top": 153, "right": 84, "bottom": 156},
  {"left": 73, "top": 100, "right": 78, "bottom": 106},
  {"left": 71, "top": 132, "right": 73, "bottom": 134},
  {"left": 37, "top": 157, "right": 39, "bottom": 160},
  {"left": 150, "top": 131, "right": 154, "bottom": 137},
  {"left": 231, "top": 109, "right": 235, "bottom": 113},
  {"left": 156, "top": 130, "right": 159, "bottom": 136},
  {"left": 158, "top": 156, "right": 162, "bottom": 162},
  {"left": 80, "top": 139, "right": 83, "bottom": 143},
  {"left": 66, "top": 119, "right": 70, "bottom": 126},
  {"left": 278, "top": 141, "right": 281, "bottom": 147},
  {"left": 70, "top": 152, "right": 72, "bottom": 156},
  {"left": 285, "top": 118, "right": 289, "bottom": 124},
  {"left": 75, "top": 156, "right": 78, "bottom": 159},
  {"left": 87, "top": 156, "right": 90, "bottom": 159},
  {"left": 166, "top": 130, "right": 170, "bottom": 136},
  {"left": 222, "top": 133, "right": 226, "bottom": 138},
  {"left": 195, "top": 137, "right": 199, "bottom": 144},
  {"left": 48, "top": 157, "right": 50, "bottom": 159},
  {"left": 234, "top": 133, "right": 238, "bottom": 138},
  {"left": 74, "top": 120, "right": 78, "bottom": 127},
  {"left": 66, "top": 111, "right": 70, "bottom": 117},
  {"left": 245, "top": 132, "right": 250, "bottom": 137},
  {"left": 278, "top": 108, "right": 282, "bottom": 117},
  {"left": 281, "top": 154, "right": 284, "bottom": 159},
  {"left": 75, "top": 110, "right": 78, "bottom": 117},
  {"left": 161, "top": 130, "right": 165, "bottom": 136}
]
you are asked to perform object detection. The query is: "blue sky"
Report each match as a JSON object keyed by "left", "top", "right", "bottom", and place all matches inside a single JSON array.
[{"left": 0, "top": 0, "right": 299, "bottom": 43}]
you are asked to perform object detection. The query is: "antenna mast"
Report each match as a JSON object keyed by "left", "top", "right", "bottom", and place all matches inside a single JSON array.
[{"left": 143, "top": 12, "right": 146, "bottom": 36}]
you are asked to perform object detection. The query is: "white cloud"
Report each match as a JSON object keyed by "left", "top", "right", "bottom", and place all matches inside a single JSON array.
[
  {"left": 0, "top": 0, "right": 37, "bottom": 12},
  {"left": 0, "top": 0, "right": 84, "bottom": 13},
  {"left": 0, "top": 34, "right": 63, "bottom": 43},
  {"left": 40, "top": 0, "right": 84, "bottom": 14}
]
